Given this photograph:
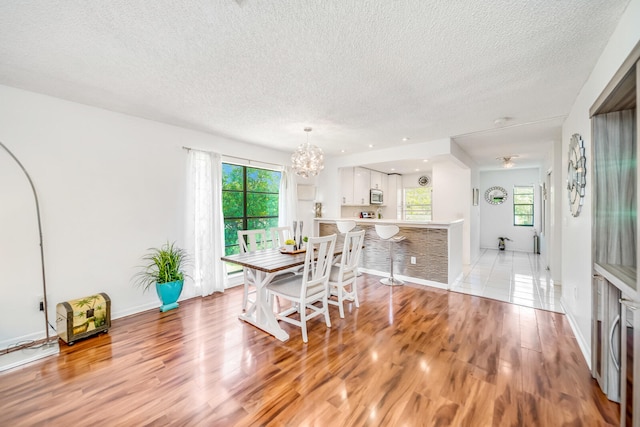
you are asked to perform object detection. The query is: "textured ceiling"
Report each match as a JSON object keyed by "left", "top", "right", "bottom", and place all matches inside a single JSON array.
[{"left": 0, "top": 0, "right": 631, "bottom": 172}]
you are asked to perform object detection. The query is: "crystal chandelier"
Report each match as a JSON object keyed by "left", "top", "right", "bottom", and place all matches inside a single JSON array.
[{"left": 291, "top": 127, "right": 324, "bottom": 178}]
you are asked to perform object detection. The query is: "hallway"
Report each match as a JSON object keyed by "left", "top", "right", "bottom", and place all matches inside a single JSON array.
[{"left": 451, "top": 249, "right": 563, "bottom": 313}]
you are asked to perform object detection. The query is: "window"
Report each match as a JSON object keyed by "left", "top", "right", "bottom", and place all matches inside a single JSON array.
[
  {"left": 404, "top": 187, "right": 432, "bottom": 221},
  {"left": 222, "top": 163, "right": 281, "bottom": 273},
  {"left": 513, "top": 185, "right": 534, "bottom": 226}
]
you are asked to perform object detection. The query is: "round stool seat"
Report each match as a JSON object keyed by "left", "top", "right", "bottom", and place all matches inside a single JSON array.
[
  {"left": 375, "top": 224, "right": 400, "bottom": 240},
  {"left": 336, "top": 220, "right": 357, "bottom": 234}
]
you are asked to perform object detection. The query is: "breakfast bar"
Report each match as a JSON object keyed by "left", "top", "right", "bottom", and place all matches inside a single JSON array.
[{"left": 315, "top": 218, "right": 463, "bottom": 288}]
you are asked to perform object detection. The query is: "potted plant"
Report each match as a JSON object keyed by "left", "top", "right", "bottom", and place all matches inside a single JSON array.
[
  {"left": 284, "top": 239, "right": 296, "bottom": 252},
  {"left": 134, "top": 241, "right": 189, "bottom": 312},
  {"left": 497, "top": 237, "right": 511, "bottom": 251}
]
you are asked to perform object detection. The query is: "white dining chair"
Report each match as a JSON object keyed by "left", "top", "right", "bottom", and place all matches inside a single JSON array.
[
  {"left": 328, "top": 229, "right": 365, "bottom": 318},
  {"left": 237, "top": 229, "right": 269, "bottom": 311},
  {"left": 266, "top": 234, "right": 337, "bottom": 343},
  {"left": 270, "top": 226, "right": 294, "bottom": 248}
]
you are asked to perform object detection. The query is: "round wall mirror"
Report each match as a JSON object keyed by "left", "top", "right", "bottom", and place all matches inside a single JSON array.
[
  {"left": 485, "top": 186, "right": 508, "bottom": 205},
  {"left": 567, "top": 133, "right": 586, "bottom": 217}
]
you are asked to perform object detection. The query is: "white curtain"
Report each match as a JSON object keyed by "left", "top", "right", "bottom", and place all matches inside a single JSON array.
[
  {"left": 278, "top": 166, "right": 298, "bottom": 229},
  {"left": 186, "top": 150, "right": 227, "bottom": 296}
]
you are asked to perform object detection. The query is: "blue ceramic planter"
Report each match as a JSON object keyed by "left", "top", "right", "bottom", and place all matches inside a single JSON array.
[{"left": 155, "top": 280, "right": 183, "bottom": 312}]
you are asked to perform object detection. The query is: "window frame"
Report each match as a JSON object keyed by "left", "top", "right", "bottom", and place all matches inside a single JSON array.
[
  {"left": 403, "top": 186, "right": 433, "bottom": 221},
  {"left": 513, "top": 185, "right": 534, "bottom": 227},
  {"left": 222, "top": 162, "right": 281, "bottom": 273}
]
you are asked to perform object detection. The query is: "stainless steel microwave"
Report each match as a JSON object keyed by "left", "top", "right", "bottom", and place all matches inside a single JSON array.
[{"left": 370, "top": 189, "right": 383, "bottom": 205}]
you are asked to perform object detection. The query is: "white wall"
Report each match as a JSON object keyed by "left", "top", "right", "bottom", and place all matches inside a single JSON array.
[
  {"left": 479, "top": 168, "right": 541, "bottom": 252},
  {"left": 0, "top": 84, "right": 292, "bottom": 349},
  {"left": 560, "top": 0, "right": 640, "bottom": 363},
  {"left": 431, "top": 162, "right": 472, "bottom": 264}
]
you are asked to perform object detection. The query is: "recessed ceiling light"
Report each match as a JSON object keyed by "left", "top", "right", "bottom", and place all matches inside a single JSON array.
[
  {"left": 423, "top": 159, "right": 428, "bottom": 162},
  {"left": 415, "top": 168, "right": 420, "bottom": 172},
  {"left": 390, "top": 168, "right": 395, "bottom": 171},
  {"left": 402, "top": 137, "right": 410, "bottom": 142},
  {"left": 341, "top": 149, "right": 345, "bottom": 153},
  {"left": 368, "top": 144, "right": 374, "bottom": 148},
  {"left": 494, "top": 117, "right": 509, "bottom": 126}
]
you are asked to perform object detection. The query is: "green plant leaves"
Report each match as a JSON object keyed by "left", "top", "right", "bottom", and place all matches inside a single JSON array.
[{"left": 133, "top": 241, "right": 189, "bottom": 292}]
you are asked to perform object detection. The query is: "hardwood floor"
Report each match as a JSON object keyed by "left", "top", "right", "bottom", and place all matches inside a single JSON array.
[{"left": 0, "top": 274, "right": 619, "bottom": 426}]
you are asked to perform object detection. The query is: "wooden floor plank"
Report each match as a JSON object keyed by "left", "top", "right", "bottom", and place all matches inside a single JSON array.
[{"left": 0, "top": 274, "right": 619, "bottom": 425}]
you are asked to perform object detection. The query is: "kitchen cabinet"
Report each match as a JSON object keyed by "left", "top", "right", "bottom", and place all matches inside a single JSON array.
[
  {"left": 340, "top": 167, "right": 354, "bottom": 205},
  {"left": 385, "top": 174, "right": 403, "bottom": 219},
  {"left": 341, "top": 167, "right": 389, "bottom": 206},
  {"left": 353, "top": 167, "right": 371, "bottom": 206},
  {"left": 370, "top": 170, "right": 387, "bottom": 192},
  {"left": 620, "top": 296, "right": 640, "bottom": 427}
]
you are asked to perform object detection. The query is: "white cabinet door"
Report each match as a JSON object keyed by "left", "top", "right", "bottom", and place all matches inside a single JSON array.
[
  {"left": 620, "top": 296, "right": 640, "bottom": 427},
  {"left": 353, "top": 167, "right": 370, "bottom": 206},
  {"left": 386, "top": 174, "right": 398, "bottom": 218},
  {"left": 370, "top": 170, "right": 382, "bottom": 190},
  {"left": 380, "top": 172, "right": 388, "bottom": 195},
  {"left": 340, "top": 167, "right": 354, "bottom": 205}
]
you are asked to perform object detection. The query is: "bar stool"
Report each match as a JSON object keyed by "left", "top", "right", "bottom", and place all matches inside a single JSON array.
[
  {"left": 375, "top": 224, "right": 406, "bottom": 286},
  {"left": 336, "top": 220, "right": 356, "bottom": 234}
]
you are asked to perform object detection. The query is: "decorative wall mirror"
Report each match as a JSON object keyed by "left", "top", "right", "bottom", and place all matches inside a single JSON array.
[
  {"left": 567, "top": 133, "right": 586, "bottom": 217},
  {"left": 485, "top": 186, "right": 508, "bottom": 205}
]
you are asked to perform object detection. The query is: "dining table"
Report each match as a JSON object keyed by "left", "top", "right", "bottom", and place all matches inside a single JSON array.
[{"left": 221, "top": 246, "right": 345, "bottom": 341}]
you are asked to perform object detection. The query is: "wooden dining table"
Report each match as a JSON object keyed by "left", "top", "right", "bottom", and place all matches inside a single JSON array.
[{"left": 221, "top": 246, "right": 345, "bottom": 341}]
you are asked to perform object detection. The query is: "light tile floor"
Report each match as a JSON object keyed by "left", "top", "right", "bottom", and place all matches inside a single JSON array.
[{"left": 451, "top": 248, "right": 564, "bottom": 313}]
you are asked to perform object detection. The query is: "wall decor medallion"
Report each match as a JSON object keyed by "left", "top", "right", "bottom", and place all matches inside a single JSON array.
[
  {"left": 566, "top": 133, "right": 586, "bottom": 217},
  {"left": 418, "top": 175, "right": 431, "bottom": 186},
  {"left": 485, "top": 186, "right": 508, "bottom": 205}
]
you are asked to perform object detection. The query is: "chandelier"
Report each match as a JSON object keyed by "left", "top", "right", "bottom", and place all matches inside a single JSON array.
[{"left": 291, "top": 127, "right": 324, "bottom": 178}]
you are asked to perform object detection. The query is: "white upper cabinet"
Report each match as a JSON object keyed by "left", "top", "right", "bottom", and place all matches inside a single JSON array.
[
  {"left": 353, "top": 167, "right": 371, "bottom": 206},
  {"left": 340, "top": 167, "right": 354, "bottom": 205},
  {"left": 370, "top": 170, "right": 382, "bottom": 190},
  {"left": 340, "top": 167, "right": 375, "bottom": 206}
]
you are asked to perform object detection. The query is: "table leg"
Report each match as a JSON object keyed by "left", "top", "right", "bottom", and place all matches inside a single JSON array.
[{"left": 238, "top": 270, "right": 290, "bottom": 342}]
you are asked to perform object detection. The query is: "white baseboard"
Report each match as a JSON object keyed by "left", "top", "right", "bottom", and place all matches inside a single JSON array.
[
  {"left": 561, "top": 297, "right": 591, "bottom": 371},
  {"left": 358, "top": 268, "right": 449, "bottom": 290}
]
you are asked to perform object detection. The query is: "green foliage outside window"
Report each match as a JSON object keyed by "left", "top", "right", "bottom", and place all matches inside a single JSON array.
[
  {"left": 513, "top": 186, "right": 534, "bottom": 226},
  {"left": 404, "top": 187, "right": 432, "bottom": 221},
  {"left": 222, "top": 163, "right": 281, "bottom": 273}
]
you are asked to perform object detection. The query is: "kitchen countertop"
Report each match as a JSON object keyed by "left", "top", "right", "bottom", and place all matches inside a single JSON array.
[{"left": 314, "top": 218, "right": 463, "bottom": 227}]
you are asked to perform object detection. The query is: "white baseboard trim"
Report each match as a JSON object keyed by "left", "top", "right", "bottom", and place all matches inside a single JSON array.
[
  {"left": 358, "top": 268, "right": 449, "bottom": 290},
  {"left": 561, "top": 297, "right": 591, "bottom": 371}
]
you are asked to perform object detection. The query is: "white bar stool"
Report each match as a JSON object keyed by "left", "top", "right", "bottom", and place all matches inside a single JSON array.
[
  {"left": 375, "top": 224, "right": 406, "bottom": 286},
  {"left": 335, "top": 220, "right": 356, "bottom": 234}
]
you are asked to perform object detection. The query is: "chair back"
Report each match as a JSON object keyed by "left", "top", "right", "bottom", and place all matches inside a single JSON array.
[
  {"left": 301, "top": 234, "right": 337, "bottom": 297},
  {"left": 237, "top": 229, "right": 268, "bottom": 253},
  {"left": 338, "top": 229, "right": 365, "bottom": 278},
  {"left": 270, "top": 226, "right": 293, "bottom": 248}
]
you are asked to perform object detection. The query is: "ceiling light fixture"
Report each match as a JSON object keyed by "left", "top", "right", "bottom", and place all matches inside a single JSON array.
[
  {"left": 368, "top": 144, "right": 374, "bottom": 148},
  {"left": 494, "top": 117, "right": 510, "bottom": 127},
  {"left": 497, "top": 155, "right": 518, "bottom": 169},
  {"left": 402, "top": 137, "right": 410, "bottom": 142},
  {"left": 291, "top": 127, "right": 324, "bottom": 178}
]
